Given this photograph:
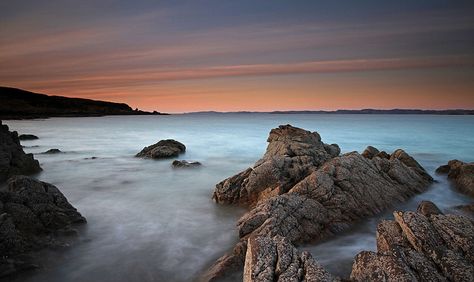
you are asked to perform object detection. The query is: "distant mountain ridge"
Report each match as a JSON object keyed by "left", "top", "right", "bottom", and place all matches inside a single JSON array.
[
  {"left": 0, "top": 87, "right": 166, "bottom": 119},
  {"left": 186, "top": 109, "right": 474, "bottom": 115}
]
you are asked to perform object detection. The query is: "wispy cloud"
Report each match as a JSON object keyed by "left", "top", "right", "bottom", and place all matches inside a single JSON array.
[{"left": 5, "top": 55, "right": 472, "bottom": 92}]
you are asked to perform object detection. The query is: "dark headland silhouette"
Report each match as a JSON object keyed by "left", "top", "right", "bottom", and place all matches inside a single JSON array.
[
  {"left": 0, "top": 86, "right": 166, "bottom": 119},
  {"left": 2, "top": 86, "right": 473, "bottom": 119}
]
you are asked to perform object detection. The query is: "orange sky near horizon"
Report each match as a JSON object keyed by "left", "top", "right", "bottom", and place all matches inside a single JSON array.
[
  {"left": 1, "top": 1, "right": 474, "bottom": 113},
  {"left": 11, "top": 67, "right": 474, "bottom": 113}
]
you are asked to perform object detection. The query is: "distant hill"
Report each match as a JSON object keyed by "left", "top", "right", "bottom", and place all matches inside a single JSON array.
[
  {"left": 269, "top": 109, "right": 474, "bottom": 115},
  {"left": 0, "top": 87, "right": 166, "bottom": 119},
  {"left": 186, "top": 109, "right": 474, "bottom": 115}
]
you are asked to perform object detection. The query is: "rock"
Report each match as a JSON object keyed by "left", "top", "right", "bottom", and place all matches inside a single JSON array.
[
  {"left": 18, "top": 134, "right": 38, "bottom": 141},
  {"left": 243, "top": 235, "right": 339, "bottom": 282},
  {"left": 206, "top": 125, "right": 433, "bottom": 280},
  {"left": 362, "top": 146, "right": 379, "bottom": 159},
  {"left": 136, "top": 139, "right": 186, "bottom": 159},
  {"left": 351, "top": 201, "right": 474, "bottom": 282},
  {"left": 417, "top": 200, "right": 443, "bottom": 216},
  {"left": 0, "top": 121, "right": 42, "bottom": 182},
  {"left": 42, "top": 149, "right": 61, "bottom": 154},
  {"left": 213, "top": 125, "right": 337, "bottom": 206},
  {"left": 436, "top": 160, "right": 474, "bottom": 197},
  {"left": 456, "top": 203, "right": 474, "bottom": 213},
  {"left": 0, "top": 175, "right": 86, "bottom": 277},
  {"left": 377, "top": 151, "right": 390, "bottom": 159},
  {"left": 172, "top": 160, "right": 201, "bottom": 168}
]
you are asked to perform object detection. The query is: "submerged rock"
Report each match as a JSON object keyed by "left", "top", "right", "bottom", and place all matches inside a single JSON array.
[
  {"left": 351, "top": 201, "right": 474, "bottom": 282},
  {"left": 436, "top": 160, "right": 474, "bottom": 197},
  {"left": 18, "top": 134, "right": 38, "bottom": 141},
  {"left": 0, "top": 176, "right": 86, "bottom": 277},
  {"left": 205, "top": 124, "right": 433, "bottom": 281},
  {"left": 136, "top": 139, "right": 186, "bottom": 159},
  {"left": 42, "top": 148, "right": 62, "bottom": 154},
  {"left": 172, "top": 160, "right": 201, "bottom": 168},
  {"left": 0, "top": 121, "right": 42, "bottom": 182}
]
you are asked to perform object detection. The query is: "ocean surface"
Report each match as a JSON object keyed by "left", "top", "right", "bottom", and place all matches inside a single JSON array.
[{"left": 3, "top": 114, "right": 474, "bottom": 281}]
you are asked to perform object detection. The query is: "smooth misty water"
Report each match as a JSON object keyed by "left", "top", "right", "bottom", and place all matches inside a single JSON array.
[{"left": 3, "top": 114, "right": 474, "bottom": 281}]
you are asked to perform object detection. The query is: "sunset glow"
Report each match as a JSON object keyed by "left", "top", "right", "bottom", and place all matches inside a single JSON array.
[{"left": 1, "top": 1, "right": 473, "bottom": 112}]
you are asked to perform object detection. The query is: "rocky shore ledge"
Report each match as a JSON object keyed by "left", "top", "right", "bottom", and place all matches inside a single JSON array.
[
  {"left": 0, "top": 176, "right": 86, "bottom": 277},
  {"left": 0, "top": 120, "right": 41, "bottom": 182},
  {"left": 1, "top": 120, "right": 85, "bottom": 278},
  {"left": 204, "top": 124, "right": 434, "bottom": 281}
]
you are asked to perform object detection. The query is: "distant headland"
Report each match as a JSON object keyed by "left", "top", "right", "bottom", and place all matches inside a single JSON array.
[{"left": 0, "top": 86, "right": 167, "bottom": 119}]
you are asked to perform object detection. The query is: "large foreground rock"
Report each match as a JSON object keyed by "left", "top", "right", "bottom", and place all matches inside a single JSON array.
[
  {"left": 205, "top": 125, "right": 433, "bottom": 281},
  {"left": 436, "top": 160, "right": 474, "bottom": 197},
  {"left": 351, "top": 201, "right": 474, "bottom": 282},
  {"left": 0, "top": 121, "right": 42, "bottom": 182},
  {"left": 0, "top": 176, "right": 86, "bottom": 277},
  {"left": 136, "top": 139, "right": 186, "bottom": 159},
  {"left": 213, "top": 125, "right": 340, "bottom": 206}
]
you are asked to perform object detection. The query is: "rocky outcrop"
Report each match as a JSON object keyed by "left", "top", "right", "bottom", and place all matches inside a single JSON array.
[
  {"left": 206, "top": 125, "right": 433, "bottom": 281},
  {"left": 0, "top": 121, "right": 42, "bottom": 182},
  {"left": 436, "top": 160, "right": 474, "bottom": 197},
  {"left": 136, "top": 139, "right": 186, "bottom": 159},
  {"left": 18, "top": 134, "right": 38, "bottom": 141},
  {"left": 0, "top": 176, "right": 86, "bottom": 277},
  {"left": 351, "top": 201, "right": 474, "bottom": 282},
  {"left": 172, "top": 160, "right": 201, "bottom": 168},
  {"left": 243, "top": 235, "right": 339, "bottom": 282},
  {"left": 213, "top": 125, "right": 340, "bottom": 206}
]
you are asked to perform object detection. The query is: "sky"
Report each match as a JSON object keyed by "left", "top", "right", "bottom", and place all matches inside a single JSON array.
[{"left": 1, "top": 0, "right": 474, "bottom": 112}]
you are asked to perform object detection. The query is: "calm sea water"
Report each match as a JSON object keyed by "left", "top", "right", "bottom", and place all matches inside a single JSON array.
[{"left": 4, "top": 114, "right": 474, "bottom": 281}]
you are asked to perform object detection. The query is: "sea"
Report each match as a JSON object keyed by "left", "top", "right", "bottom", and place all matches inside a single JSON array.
[{"left": 3, "top": 113, "right": 474, "bottom": 281}]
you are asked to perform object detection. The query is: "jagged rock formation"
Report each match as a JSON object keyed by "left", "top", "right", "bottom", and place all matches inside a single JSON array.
[
  {"left": 0, "top": 176, "right": 86, "bottom": 277},
  {"left": 172, "top": 160, "right": 201, "bottom": 168},
  {"left": 0, "top": 121, "right": 42, "bottom": 182},
  {"left": 351, "top": 201, "right": 474, "bottom": 282},
  {"left": 213, "top": 125, "right": 340, "bottom": 206},
  {"left": 205, "top": 125, "right": 433, "bottom": 281},
  {"left": 436, "top": 160, "right": 474, "bottom": 197},
  {"left": 243, "top": 235, "right": 339, "bottom": 282},
  {"left": 136, "top": 139, "right": 186, "bottom": 159}
]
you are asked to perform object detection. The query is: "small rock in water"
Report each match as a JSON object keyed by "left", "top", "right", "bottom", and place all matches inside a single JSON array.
[
  {"left": 42, "top": 149, "right": 62, "bottom": 154},
  {"left": 136, "top": 139, "right": 186, "bottom": 159},
  {"left": 172, "top": 160, "right": 201, "bottom": 168},
  {"left": 18, "top": 134, "right": 38, "bottom": 140}
]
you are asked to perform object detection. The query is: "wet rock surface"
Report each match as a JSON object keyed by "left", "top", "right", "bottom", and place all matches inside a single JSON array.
[
  {"left": 436, "top": 160, "right": 474, "bottom": 197},
  {"left": 0, "top": 176, "right": 86, "bottom": 278},
  {"left": 18, "top": 134, "right": 38, "bottom": 141},
  {"left": 136, "top": 139, "right": 186, "bottom": 159},
  {"left": 205, "top": 125, "right": 433, "bottom": 281},
  {"left": 0, "top": 121, "right": 42, "bottom": 182},
  {"left": 172, "top": 160, "right": 201, "bottom": 168},
  {"left": 351, "top": 201, "right": 474, "bottom": 282}
]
